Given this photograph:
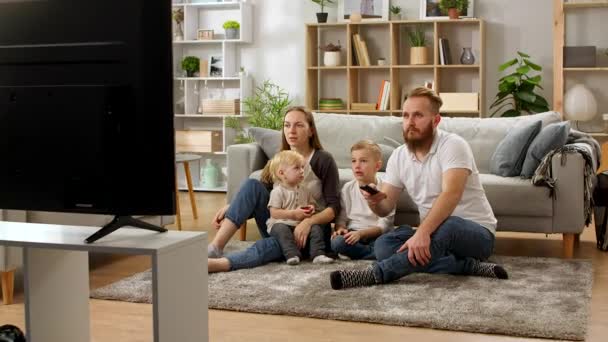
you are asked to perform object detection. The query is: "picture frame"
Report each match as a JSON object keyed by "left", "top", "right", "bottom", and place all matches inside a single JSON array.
[
  {"left": 197, "top": 29, "right": 214, "bottom": 40},
  {"left": 208, "top": 55, "right": 223, "bottom": 77},
  {"left": 338, "top": 0, "right": 389, "bottom": 22},
  {"left": 419, "top": 0, "right": 475, "bottom": 20}
]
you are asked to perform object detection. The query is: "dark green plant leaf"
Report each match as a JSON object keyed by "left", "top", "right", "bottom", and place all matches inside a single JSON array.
[
  {"left": 523, "top": 59, "right": 542, "bottom": 71},
  {"left": 499, "top": 81, "right": 515, "bottom": 93},
  {"left": 499, "top": 58, "right": 518, "bottom": 71},
  {"left": 533, "top": 95, "right": 549, "bottom": 107},
  {"left": 501, "top": 109, "right": 521, "bottom": 117},
  {"left": 515, "top": 91, "right": 536, "bottom": 103},
  {"left": 517, "top": 51, "right": 531, "bottom": 58},
  {"left": 504, "top": 75, "right": 519, "bottom": 84},
  {"left": 520, "top": 82, "right": 535, "bottom": 92},
  {"left": 516, "top": 65, "right": 530, "bottom": 75}
]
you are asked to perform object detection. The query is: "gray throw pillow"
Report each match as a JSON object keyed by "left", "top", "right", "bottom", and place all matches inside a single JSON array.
[
  {"left": 378, "top": 143, "right": 395, "bottom": 172},
  {"left": 489, "top": 120, "right": 542, "bottom": 177},
  {"left": 247, "top": 127, "right": 281, "bottom": 160},
  {"left": 384, "top": 136, "right": 402, "bottom": 148},
  {"left": 520, "top": 121, "right": 571, "bottom": 178}
]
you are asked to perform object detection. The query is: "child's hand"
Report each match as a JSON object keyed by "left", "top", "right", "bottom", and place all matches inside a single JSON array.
[
  {"left": 293, "top": 207, "right": 313, "bottom": 221},
  {"left": 301, "top": 204, "right": 315, "bottom": 215},
  {"left": 344, "top": 230, "right": 362, "bottom": 245},
  {"left": 332, "top": 227, "right": 349, "bottom": 239}
]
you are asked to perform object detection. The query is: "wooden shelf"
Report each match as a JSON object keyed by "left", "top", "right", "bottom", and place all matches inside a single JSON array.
[
  {"left": 564, "top": 2, "right": 608, "bottom": 9},
  {"left": 350, "top": 66, "right": 390, "bottom": 69},
  {"left": 174, "top": 77, "right": 241, "bottom": 81},
  {"left": 437, "top": 65, "right": 480, "bottom": 69},
  {"left": 306, "top": 19, "right": 481, "bottom": 26},
  {"left": 564, "top": 67, "right": 608, "bottom": 71},
  {"left": 173, "top": 2, "right": 240, "bottom": 10},
  {"left": 392, "top": 65, "right": 434, "bottom": 68},
  {"left": 173, "top": 39, "right": 247, "bottom": 44},
  {"left": 314, "top": 109, "right": 349, "bottom": 113}
]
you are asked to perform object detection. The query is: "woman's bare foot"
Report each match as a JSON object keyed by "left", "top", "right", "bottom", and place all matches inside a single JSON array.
[{"left": 208, "top": 257, "right": 231, "bottom": 273}]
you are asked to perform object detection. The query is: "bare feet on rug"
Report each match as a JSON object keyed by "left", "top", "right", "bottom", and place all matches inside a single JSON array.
[{"left": 208, "top": 257, "right": 231, "bottom": 273}]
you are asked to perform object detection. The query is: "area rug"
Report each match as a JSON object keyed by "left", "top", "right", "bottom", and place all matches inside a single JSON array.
[{"left": 91, "top": 241, "right": 593, "bottom": 340}]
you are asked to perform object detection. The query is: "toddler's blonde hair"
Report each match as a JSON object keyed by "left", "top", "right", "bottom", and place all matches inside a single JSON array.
[{"left": 260, "top": 150, "right": 305, "bottom": 184}]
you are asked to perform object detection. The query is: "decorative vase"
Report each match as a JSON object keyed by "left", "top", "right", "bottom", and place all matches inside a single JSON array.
[
  {"left": 564, "top": 84, "right": 597, "bottom": 122},
  {"left": 186, "top": 70, "right": 195, "bottom": 77},
  {"left": 201, "top": 159, "right": 219, "bottom": 188},
  {"left": 225, "top": 28, "right": 239, "bottom": 40},
  {"left": 410, "top": 47, "right": 428, "bottom": 65},
  {"left": 448, "top": 8, "right": 460, "bottom": 19},
  {"left": 323, "top": 51, "right": 341, "bottom": 66},
  {"left": 174, "top": 23, "right": 184, "bottom": 41},
  {"left": 316, "top": 12, "right": 328, "bottom": 23},
  {"left": 390, "top": 13, "right": 401, "bottom": 21},
  {"left": 349, "top": 12, "right": 362, "bottom": 23},
  {"left": 460, "top": 47, "right": 475, "bottom": 65}
]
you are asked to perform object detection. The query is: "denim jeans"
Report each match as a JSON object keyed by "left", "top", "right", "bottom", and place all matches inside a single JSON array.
[
  {"left": 225, "top": 178, "right": 271, "bottom": 238},
  {"left": 331, "top": 235, "right": 376, "bottom": 260},
  {"left": 271, "top": 223, "right": 326, "bottom": 260},
  {"left": 226, "top": 237, "right": 284, "bottom": 270},
  {"left": 372, "top": 216, "right": 495, "bottom": 284}
]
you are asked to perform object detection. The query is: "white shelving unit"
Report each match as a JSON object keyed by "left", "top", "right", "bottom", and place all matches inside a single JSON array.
[{"left": 172, "top": 0, "right": 253, "bottom": 192}]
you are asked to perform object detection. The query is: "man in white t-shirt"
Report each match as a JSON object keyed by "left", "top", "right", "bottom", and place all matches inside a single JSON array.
[{"left": 330, "top": 87, "right": 508, "bottom": 290}]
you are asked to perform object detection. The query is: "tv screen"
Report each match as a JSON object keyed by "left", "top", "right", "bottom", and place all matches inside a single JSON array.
[{"left": 0, "top": 1, "right": 175, "bottom": 221}]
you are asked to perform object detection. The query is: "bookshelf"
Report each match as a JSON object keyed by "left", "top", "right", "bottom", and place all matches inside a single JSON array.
[
  {"left": 553, "top": 0, "right": 608, "bottom": 140},
  {"left": 306, "top": 19, "right": 485, "bottom": 117}
]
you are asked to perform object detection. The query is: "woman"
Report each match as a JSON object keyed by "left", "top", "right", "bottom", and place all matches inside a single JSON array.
[{"left": 207, "top": 106, "right": 340, "bottom": 272}]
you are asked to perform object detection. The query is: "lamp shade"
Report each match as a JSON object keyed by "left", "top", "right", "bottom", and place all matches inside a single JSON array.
[{"left": 564, "top": 84, "right": 597, "bottom": 121}]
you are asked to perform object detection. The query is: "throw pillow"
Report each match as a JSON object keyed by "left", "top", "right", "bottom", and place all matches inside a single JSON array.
[
  {"left": 489, "top": 120, "right": 542, "bottom": 177},
  {"left": 384, "top": 136, "right": 402, "bottom": 148},
  {"left": 247, "top": 127, "right": 281, "bottom": 160},
  {"left": 520, "top": 121, "right": 571, "bottom": 178},
  {"left": 378, "top": 143, "right": 395, "bottom": 172}
]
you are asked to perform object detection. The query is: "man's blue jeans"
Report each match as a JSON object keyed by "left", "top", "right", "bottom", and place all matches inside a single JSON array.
[
  {"left": 372, "top": 216, "right": 495, "bottom": 283},
  {"left": 331, "top": 235, "right": 376, "bottom": 260}
]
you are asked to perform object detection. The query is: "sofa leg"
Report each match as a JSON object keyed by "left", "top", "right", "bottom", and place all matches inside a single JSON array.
[
  {"left": 574, "top": 233, "right": 581, "bottom": 247},
  {"left": 563, "top": 233, "right": 575, "bottom": 258},
  {"left": 1, "top": 269, "right": 15, "bottom": 305},
  {"left": 239, "top": 222, "right": 247, "bottom": 241}
]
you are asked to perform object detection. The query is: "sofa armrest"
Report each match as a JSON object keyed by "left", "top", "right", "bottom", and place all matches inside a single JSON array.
[
  {"left": 551, "top": 151, "right": 586, "bottom": 234},
  {"left": 227, "top": 143, "right": 267, "bottom": 203}
]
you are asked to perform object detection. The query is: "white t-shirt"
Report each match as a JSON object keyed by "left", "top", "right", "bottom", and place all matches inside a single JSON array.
[
  {"left": 336, "top": 177, "right": 394, "bottom": 233},
  {"left": 384, "top": 129, "right": 497, "bottom": 233}
]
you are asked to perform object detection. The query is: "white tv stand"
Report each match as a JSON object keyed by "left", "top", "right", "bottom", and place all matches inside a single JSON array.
[{"left": 0, "top": 221, "right": 208, "bottom": 342}]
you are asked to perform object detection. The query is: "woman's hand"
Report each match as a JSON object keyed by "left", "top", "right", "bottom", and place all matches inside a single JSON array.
[
  {"left": 294, "top": 219, "right": 313, "bottom": 249},
  {"left": 211, "top": 204, "right": 229, "bottom": 229},
  {"left": 332, "top": 227, "right": 349, "bottom": 239}
]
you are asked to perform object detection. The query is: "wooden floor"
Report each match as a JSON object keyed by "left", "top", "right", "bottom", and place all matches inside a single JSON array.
[{"left": 1, "top": 144, "right": 607, "bottom": 341}]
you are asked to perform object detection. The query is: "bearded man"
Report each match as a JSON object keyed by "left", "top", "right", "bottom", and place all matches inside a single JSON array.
[{"left": 330, "top": 87, "right": 508, "bottom": 290}]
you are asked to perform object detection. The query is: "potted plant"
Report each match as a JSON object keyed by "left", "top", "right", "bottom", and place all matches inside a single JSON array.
[
  {"left": 319, "top": 41, "right": 342, "bottom": 66},
  {"left": 225, "top": 80, "right": 293, "bottom": 144},
  {"left": 389, "top": 5, "right": 402, "bottom": 21},
  {"left": 181, "top": 56, "right": 200, "bottom": 77},
  {"left": 408, "top": 28, "right": 428, "bottom": 65},
  {"left": 172, "top": 8, "right": 184, "bottom": 41},
  {"left": 223, "top": 20, "right": 240, "bottom": 40},
  {"left": 490, "top": 51, "right": 549, "bottom": 117},
  {"left": 439, "top": 0, "right": 469, "bottom": 19},
  {"left": 311, "top": 0, "right": 335, "bottom": 23}
]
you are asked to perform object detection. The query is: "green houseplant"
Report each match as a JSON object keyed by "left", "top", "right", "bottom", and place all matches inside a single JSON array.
[
  {"left": 181, "top": 56, "right": 200, "bottom": 77},
  {"left": 225, "top": 80, "right": 293, "bottom": 144},
  {"left": 490, "top": 51, "right": 550, "bottom": 117},
  {"left": 389, "top": 5, "right": 402, "bottom": 20},
  {"left": 311, "top": 0, "right": 335, "bottom": 23},
  {"left": 408, "top": 28, "right": 428, "bottom": 65},
  {"left": 439, "top": 0, "right": 469, "bottom": 19},
  {"left": 223, "top": 20, "right": 240, "bottom": 40}
]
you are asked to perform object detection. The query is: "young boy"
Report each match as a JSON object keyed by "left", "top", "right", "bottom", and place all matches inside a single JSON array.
[{"left": 331, "top": 140, "right": 394, "bottom": 260}]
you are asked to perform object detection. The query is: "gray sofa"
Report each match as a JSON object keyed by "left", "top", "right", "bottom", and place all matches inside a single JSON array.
[{"left": 227, "top": 111, "right": 593, "bottom": 258}]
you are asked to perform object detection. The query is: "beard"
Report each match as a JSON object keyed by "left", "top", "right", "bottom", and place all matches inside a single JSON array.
[{"left": 403, "top": 121, "right": 435, "bottom": 151}]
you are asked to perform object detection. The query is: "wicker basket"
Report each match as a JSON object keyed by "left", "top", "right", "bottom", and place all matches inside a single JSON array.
[{"left": 202, "top": 99, "right": 240, "bottom": 115}]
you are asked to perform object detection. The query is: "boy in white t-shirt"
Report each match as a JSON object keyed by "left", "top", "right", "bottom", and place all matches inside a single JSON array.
[{"left": 331, "top": 140, "right": 395, "bottom": 260}]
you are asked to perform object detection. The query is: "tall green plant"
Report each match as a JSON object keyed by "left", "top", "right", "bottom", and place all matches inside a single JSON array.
[
  {"left": 226, "top": 80, "right": 293, "bottom": 144},
  {"left": 408, "top": 28, "right": 426, "bottom": 47},
  {"left": 490, "top": 51, "right": 549, "bottom": 117},
  {"left": 311, "top": 0, "right": 335, "bottom": 13}
]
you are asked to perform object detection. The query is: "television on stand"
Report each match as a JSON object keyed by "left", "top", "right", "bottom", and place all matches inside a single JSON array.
[{"left": 0, "top": 0, "right": 176, "bottom": 243}]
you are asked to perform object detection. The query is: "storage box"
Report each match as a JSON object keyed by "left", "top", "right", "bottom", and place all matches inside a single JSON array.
[
  {"left": 439, "top": 93, "right": 479, "bottom": 112},
  {"left": 175, "top": 130, "right": 223, "bottom": 153},
  {"left": 201, "top": 99, "right": 240, "bottom": 115},
  {"left": 564, "top": 46, "right": 596, "bottom": 67}
]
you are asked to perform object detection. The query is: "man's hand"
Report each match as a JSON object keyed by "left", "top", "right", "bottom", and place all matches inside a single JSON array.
[
  {"left": 344, "top": 230, "right": 362, "bottom": 245},
  {"left": 398, "top": 230, "right": 431, "bottom": 266},
  {"left": 360, "top": 184, "right": 387, "bottom": 206},
  {"left": 211, "top": 204, "right": 229, "bottom": 229},
  {"left": 294, "top": 219, "right": 313, "bottom": 249},
  {"left": 332, "top": 227, "right": 349, "bottom": 239}
]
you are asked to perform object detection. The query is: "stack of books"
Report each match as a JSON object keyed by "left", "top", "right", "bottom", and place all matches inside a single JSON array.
[
  {"left": 351, "top": 102, "right": 377, "bottom": 111},
  {"left": 438, "top": 38, "right": 452, "bottom": 65},
  {"left": 352, "top": 33, "right": 371, "bottom": 66},
  {"left": 376, "top": 80, "right": 391, "bottom": 110},
  {"left": 318, "top": 98, "right": 345, "bottom": 110}
]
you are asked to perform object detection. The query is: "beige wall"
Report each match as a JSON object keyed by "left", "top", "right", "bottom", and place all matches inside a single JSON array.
[{"left": 240, "top": 0, "right": 563, "bottom": 116}]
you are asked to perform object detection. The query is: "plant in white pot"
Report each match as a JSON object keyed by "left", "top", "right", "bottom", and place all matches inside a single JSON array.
[
  {"left": 319, "top": 41, "right": 342, "bottom": 66},
  {"left": 223, "top": 20, "right": 240, "bottom": 40},
  {"left": 389, "top": 5, "right": 402, "bottom": 21},
  {"left": 408, "top": 28, "right": 428, "bottom": 65},
  {"left": 311, "top": 0, "right": 335, "bottom": 23}
]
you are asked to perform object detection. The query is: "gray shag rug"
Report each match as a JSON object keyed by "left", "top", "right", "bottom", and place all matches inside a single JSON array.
[{"left": 91, "top": 241, "right": 593, "bottom": 340}]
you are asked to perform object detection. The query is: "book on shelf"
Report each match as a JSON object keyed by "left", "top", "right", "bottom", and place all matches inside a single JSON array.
[
  {"left": 381, "top": 81, "right": 390, "bottom": 110},
  {"left": 353, "top": 34, "right": 370, "bottom": 66},
  {"left": 351, "top": 102, "right": 377, "bottom": 111},
  {"left": 351, "top": 39, "right": 359, "bottom": 66},
  {"left": 376, "top": 80, "right": 386, "bottom": 110},
  {"left": 439, "top": 38, "right": 452, "bottom": 65}
]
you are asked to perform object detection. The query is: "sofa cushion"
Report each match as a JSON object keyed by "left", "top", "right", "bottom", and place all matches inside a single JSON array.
[
  {"left": 248, "top": 127, "right": 281, "bottom": 160},
  {"left": 520, "top": 121, "right": 571, "bottom": 178},
  {"left": 480, "top": 173, "right": 552, "bottom": 217},
  {"left": 438, "top": 111, "right": 562, "bottom": 173},
  {"left": 489, "top": 120, "right": 542, "bottom": 177},
  {"left": 378, "top": 144, "right": 394, "bottom": 172}
]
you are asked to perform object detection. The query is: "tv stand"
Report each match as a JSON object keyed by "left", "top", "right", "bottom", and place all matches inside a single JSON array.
[{"left": 85, "top": 215, "right": 168, "bottom": 243}]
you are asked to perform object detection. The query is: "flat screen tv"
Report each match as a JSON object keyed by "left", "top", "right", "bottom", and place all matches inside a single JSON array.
[{"left": 0, "top": 0, "right": 175, "bottom": 243}]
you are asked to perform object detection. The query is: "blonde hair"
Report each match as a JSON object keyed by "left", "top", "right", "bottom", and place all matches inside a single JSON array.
[
  {"left": 280, "top": 106, "right": 324, "bottom": 151},
  {"left": 351, "top": 139, "right": 382, "bottom": 161},
  {"left": 260, "top": 150, "right": 305, "bottom": 184},
  {"left": 405, "top": 87, "right": 443, "bottom": 113}
]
